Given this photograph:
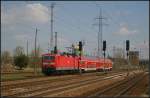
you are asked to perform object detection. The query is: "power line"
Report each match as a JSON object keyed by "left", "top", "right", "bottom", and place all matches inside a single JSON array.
[
  {"left": 52, "top": 3, "right": 108, "bottom": 55},
  {"left": 27, "top": 40, "right": 28, "bottom": 57},
  {"left": 94, "top": 2, "right": 121, "bottom": 27},
  {"left": 34, "top": 28, "right": 38, "bottom": 75},
  {"left": 34, "top": 28, "right": 40, "bottom": 75},
  {"left": 55, "top": 12, "right": 98, "bottom": 43},
  {"left": 55, "top": 16, "right": 98, "bottom": 50},
  {"left": 55, "top": 4, "right": 98, "bottom": 37},
  {"left": 55, "top": 32, "right": 57, "bottom": 48},
  {"left": 54, "top": 16, "right": 95, "bottom": 42},
  {"left": 54, "top": 32, "right": 58, "bottom": 53},
  {"left": 47, "top": 42, "right": 50, "bottom": 52},
  {"left": 93, "top": 8, "right": 108, "bottom": 58},
  {"left": 54, "top": 14, "right": 99, "bottom": 54},
  {"left": 50, "top": 3, "right": 55, "bottom": 53}
]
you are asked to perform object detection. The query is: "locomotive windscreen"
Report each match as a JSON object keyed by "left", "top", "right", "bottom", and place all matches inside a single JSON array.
[{"left": 43, "top": 56, "right": 55, "bottom": 60}]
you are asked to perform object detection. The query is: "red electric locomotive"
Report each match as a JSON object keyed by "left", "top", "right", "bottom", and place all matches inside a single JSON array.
[{"left": 42, "top": 53, "right": 113, "bottom": 75}]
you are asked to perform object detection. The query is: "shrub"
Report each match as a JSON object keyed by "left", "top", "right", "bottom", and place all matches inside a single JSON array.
[{"left": 14, "top": 54, "right": 29, "bottom": 70}]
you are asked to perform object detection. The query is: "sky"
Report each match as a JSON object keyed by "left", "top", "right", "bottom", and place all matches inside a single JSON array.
[{"left": 1, "top": 1, "right": 149, "bottom": 59}]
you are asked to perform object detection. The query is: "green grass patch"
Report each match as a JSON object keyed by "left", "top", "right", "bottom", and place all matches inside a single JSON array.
[
  {"left": 1, "top": 72, "right": 44, "bottom": 81},
  {"left": 1, "top": 74, "right": 27, "bottom": 81}
]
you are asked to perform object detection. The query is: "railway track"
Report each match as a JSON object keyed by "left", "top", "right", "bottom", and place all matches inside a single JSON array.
[
  {"left": 2, "top": 70, "right": 142, "bottom": 97},
  {"left": 24, "top": 73, "right": 126, "bottom": 97},
  {"left": 43, "top": 73, "right": 127, "bottom": 97},
  {"left": 2, "top": 71, "right": 127, "bottom": 97},
  {"left": 2, "top": 70, "right": 123, "bottom": 89},
  {"left": 2, "top": 75, "right": 79, "bottom": 91},
  {"left": 1, "top": 71, "right": 35, "bottom": 74},
  {"left": 3, "top": 75, "right": 100, "bottom": 96},
  {"left": 88, "top": 72, "right": 147, "bottom": 97},
  {"left": 125, "top": 72, "right": 149, "bottom": 96},
  {"left": 45, "top": 71, "right": 143, "bottom": 97}
]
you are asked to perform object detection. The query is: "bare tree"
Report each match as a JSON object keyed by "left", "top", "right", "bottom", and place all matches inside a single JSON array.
[
  {"left": 113, "top": 47, "right": 127, "bottom": 69},
  {"left": 114, "top": 48, "right": 124, "bottom": 59},
  {"left": 14, "top": 46, "right": 24, "bottom": 56},
  {"left": 1, "top": 51, "right": 12, "bottom": 65}
]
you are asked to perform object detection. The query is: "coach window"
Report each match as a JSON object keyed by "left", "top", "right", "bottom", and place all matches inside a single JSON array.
[{"left": 43, "top": 56, "right": 55, "bottom": 60}]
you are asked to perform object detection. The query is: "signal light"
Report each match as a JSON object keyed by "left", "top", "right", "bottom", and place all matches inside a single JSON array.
[
  {"left": 103, "top": 40, "right": 106, "bottom": 51},
  {"left": 126, "top": 40, "right": 130, "bottom": 51},
  {"left": 79, "top": 41, "right": 82, "bottom": 51},
  {"left": 54, "top": 46, "right": 57, "bottom": 54}
]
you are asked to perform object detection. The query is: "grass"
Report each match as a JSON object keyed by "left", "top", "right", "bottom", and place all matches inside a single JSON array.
[
  {"left": 1, "top": 67, "right": 44, "bottom": 81},
  {"left": 1, "top": 74, "right": 27, "bottom": 81},
  {"left": 1, "top": 72, "right": 44, "bottom": 81}
]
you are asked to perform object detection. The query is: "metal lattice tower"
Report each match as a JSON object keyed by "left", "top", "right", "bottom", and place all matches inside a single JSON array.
[
  {"left": 50, "top": 3, "right": 55, "bottom": 52},
  {"left": 95, "top": 8, "right": 107, "bottom": 58}
]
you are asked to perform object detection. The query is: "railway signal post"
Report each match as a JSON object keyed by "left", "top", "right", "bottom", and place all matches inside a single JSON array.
[
  {"left": 34, "top": 28, "right": 38, "bottom": 76},
  {"left": 103, "top": 40, "right": 106, "bottom": 73},
  {"left": 79, "top": 41, "right": 83, "bottom": 75},
  {"left": 54, "top": 32, "right": 57, "bottom": 54},
  {"left": 126, "top": 40, "right": 130, "bottom": 76}
]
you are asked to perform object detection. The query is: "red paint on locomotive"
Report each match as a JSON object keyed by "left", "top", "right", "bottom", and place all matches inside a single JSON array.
[{"left": 42, "top": 53, "right": 113, "bottom": 75}]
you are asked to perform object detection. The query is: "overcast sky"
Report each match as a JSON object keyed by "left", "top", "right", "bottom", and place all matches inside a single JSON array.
[{"left": 1, "top": 1, "right": 149, "bottom": 59}]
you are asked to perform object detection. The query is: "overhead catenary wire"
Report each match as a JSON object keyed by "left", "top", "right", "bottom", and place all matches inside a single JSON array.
[
  {"left": 49, "top": 3, "right": 55, "bottom": 52},
  {"left": 55, "top": 3, "right": 101, "bottom": 54},
  {"left": 94, "top": 2, "right": 128, "bottom": 58},
  {"left": 6, "top": 2, "right": 115, "bottom": 56},
  {"left": 54, "top": 13, "right": 98, "bottom": 41},
  {"left": 54, "top": 16, "right": 98, "bottom": 53},
  {"left": 55, "top": 3, "right": 99, "bottom": 35},
  {"left": 93, "top": 8, "right": 108, "bottom": 58},
  {"left": 27, "top": 40, "right": 28, "bottom": 57},
  {"left": 55, "top": 5, "right": 99, "bottom": 40},
  {"left": 34, "top": 28, "right": 38, "bottom": 75},
  {"left": 94, "top": 1, "right": 122, "bottom": 26}
]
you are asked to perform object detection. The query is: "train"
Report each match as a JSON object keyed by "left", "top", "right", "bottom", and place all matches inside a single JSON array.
[{"left": 41, "top": 53, "right": 113, "bottom": 75}]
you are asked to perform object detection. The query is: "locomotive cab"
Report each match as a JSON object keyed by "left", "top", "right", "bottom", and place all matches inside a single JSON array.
[{"left": 42, "top": 54, "right": 56, "bottom": 75}]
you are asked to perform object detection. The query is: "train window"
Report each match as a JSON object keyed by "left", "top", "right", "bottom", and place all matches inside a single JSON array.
[
  {"left": 43, "top": 56, "right": 55, "bottom": 60},
  {"left": 80, "top": 61, "right": 84, "bottom": 64}
]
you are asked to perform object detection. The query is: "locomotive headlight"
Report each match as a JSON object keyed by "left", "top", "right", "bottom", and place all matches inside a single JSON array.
[
  {"left": 50, "top": 62, "right": 55, "bottom": 65},
  {"left": 43, "top": 62, "right": 55, "bottom": 65},
  {"left": 43, "top": 62, "right": 49, "bottom": 65}
]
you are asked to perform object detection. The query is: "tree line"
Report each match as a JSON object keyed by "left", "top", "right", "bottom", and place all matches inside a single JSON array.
[{"left": 1, "top": 46, "right": 42, "bottom": 70}]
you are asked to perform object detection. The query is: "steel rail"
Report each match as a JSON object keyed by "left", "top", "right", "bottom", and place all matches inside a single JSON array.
[
  {"left": 3, "top": 73, "right": 125, "bottom": 97},
  {"left": 3, "top": 71, "right": 140, "bottom": 97},
  {"left": 2, "top": 72, "right": 125, "bottom": 97},
  {"left": 88, "top": 72, "right": 145, "bottom": 97},
  {"left": 6, "top": 76, "right": 100, "bottom": 96},
  {"left": 115, "top": 73, "right": 147, "bottom": 97},
  {"left": 2, "top": 71, "right": 123, "bottom": 88},
  {"left": 32, "top": 73, "right": 126, "bottom": 97}
]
